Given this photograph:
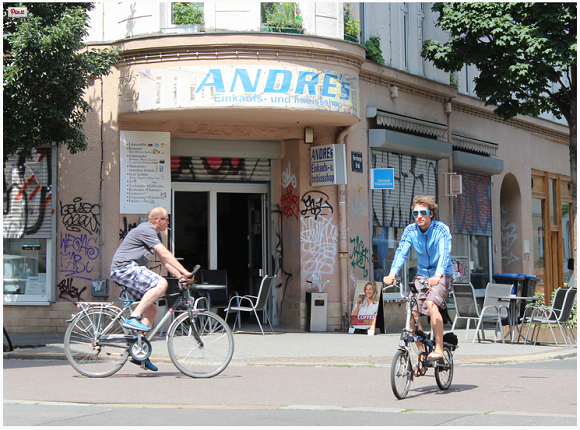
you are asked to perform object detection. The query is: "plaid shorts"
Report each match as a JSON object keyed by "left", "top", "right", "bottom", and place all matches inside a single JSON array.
[
  {"left": 110, "top": 261, "right": 161, "bottom": 301},
  {"left": 410, "top": 274, "right": 453, "bottom": 316}
]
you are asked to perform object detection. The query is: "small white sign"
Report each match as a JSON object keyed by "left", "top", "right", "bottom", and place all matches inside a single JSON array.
[
  {"left": 8, "top": 7, "right": 27, "bottom": 17},
  {"left": 120, "top": 131, "right": 171, "bottom": 214}
]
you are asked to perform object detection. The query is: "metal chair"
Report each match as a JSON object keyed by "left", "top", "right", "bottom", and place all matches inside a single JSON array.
[
  {"left": 450, "top": 283, "right": 482, "bottom": 340},
  {"left": 523, "top": 288, "right": 577, "bottom": 346},
  {"left": 199, "top": 269, "right": 241, "bottom": 328},
  {"left": 225, "top": 275, "right": 276, "bottom": 335},
  {"left": 472, "top": 283, "right": 512, "bottom": 344}
]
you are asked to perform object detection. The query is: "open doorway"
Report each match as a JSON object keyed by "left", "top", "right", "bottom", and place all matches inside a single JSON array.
[{"left": 172, "top": 185, "right": 268, "bottom": 299}]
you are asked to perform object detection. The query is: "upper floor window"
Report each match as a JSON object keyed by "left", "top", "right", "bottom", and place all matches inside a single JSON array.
[
  {"left": 171, "top": 2, "right": 204, "bottom": 26},
  {"left": 261, "top": 2, "right": 303, "bottom": 33}
]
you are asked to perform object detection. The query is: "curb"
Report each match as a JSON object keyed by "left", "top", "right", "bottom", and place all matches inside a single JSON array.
[{"left": 4, "top": 347, "right": 576, "bottom": 367}]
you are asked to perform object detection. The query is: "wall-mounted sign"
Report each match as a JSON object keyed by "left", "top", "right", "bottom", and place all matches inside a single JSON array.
[
  {"left": 139, "top": 66, "right": 359, "bottom": 118},
  {"left": 351, "top": 151, "right": 363, "bottom": 173},
  {"left": 120, "top": 131, "right": 171, "bottom": 214},
  {"left": 371, "top": 168, "right": 394, "bottom": 189},
  {"left": 310, "top": 144, "right": 347, "bottom": 186}
]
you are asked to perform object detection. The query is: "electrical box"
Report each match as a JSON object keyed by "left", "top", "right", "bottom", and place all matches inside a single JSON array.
[{"left": 91, "top": 278, "right": 109, "bottom": 297}]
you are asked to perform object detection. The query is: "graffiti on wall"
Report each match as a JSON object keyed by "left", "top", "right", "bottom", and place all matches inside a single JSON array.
[
  {"left": 119, "top": 216, "right": 138, "bottom": 241},
  {"left": 373, "top": 227, "right": 389, "bottom": 280},
  {"left": 300, "top": 191, "right": 333, "bottom": 220},
  {"left": 300, "top": 216, "right": 338, "bottom": 283},
  {"left": 59, "top": 232, "right": 99, "bottom": 280},
  {"left": 501, "top": 204, "right": 520, "bottom": 267},
  {"left": 372, "top": 153, "right": 438, "bottom": 229},
  {"left": 59, "top": 197, "right": 100, "bottom": 234},
  {"left": 453, "top": 171, "right": 492, "bottom": 235},
  {"left": 280, "top": 163, "right": 299, "bottom": 220},
  {"left": 171, "top": 156, "right": 270, "bottom": 182},
  {"left": 349, "top": 235, "right": 369, "bottom": 278},
  {"left": 3, "top": 149, "right": 52, "bottom": 238},
  {"left": 57, "top": 277, "right": 87, "bottom": 302}
]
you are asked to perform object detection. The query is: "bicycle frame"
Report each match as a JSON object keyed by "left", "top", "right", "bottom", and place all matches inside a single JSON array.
[{"left": 391, "top": 278, "right": 454, "bottom": 374}]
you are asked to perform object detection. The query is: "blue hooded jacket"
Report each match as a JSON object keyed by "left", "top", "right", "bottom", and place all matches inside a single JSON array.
[{"left": 389, "top": 220, "right": 453, "bottom": 278}]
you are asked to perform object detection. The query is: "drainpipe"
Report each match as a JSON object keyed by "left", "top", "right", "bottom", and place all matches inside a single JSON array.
[{"left": 336, "top": 124, "right": 358, "bottom": 331}]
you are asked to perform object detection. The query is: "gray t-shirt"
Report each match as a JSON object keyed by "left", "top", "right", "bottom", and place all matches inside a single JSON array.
[{"left": 110, "top": 222, "right": 162, "bottom": 272}]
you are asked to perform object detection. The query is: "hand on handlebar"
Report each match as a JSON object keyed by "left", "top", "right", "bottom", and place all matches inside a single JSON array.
[{"left": 383, "top": 273, "right": 396, "bottom": 287}]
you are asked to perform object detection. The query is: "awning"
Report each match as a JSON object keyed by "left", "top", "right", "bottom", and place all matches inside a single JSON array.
[
  {"left": 452, "top": 134, "right": 498, "bottom": 157},
  {"left": 452, "top": 150, "right": 504, "bottom": 175},
  {"left": 369, "top": 129, "right": 452, "bottom": 160},
  {"left": 368, "top": 108, "right": 447, "bottom": 139}
]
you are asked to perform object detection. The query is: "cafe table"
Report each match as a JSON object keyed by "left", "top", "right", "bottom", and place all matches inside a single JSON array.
[{"left": 497, "top": 295, "right": 542, "bottom": 344}]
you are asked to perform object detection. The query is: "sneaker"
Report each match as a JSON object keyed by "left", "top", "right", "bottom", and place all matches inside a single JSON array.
[
  {"left": 131, "top": 358, "right": 158, "bottom": 371},
  {"left": 123, "top": 317, "right": 151, "bottom": 332}
]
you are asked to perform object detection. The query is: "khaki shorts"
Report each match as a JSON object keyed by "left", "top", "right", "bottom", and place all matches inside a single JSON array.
[{"left": 410, "top": 274, "right": 453, "bottom": 316}]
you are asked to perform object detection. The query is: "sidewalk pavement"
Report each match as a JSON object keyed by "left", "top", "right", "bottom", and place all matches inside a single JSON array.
[{"left": 4, "top": 325, "right": 576, "bottom": 367}]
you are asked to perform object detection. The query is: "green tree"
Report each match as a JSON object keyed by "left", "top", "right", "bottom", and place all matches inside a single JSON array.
[
  {"left": 422, "top": 2, "right": 577, "bottom": 223},
  {"left": 3, "top": 3, "right": 120, "bottom": 161}
]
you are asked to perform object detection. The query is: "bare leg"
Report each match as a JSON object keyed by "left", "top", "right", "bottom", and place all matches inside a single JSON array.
[
  {"left": 427, "top": 300, "right": 444, "bottom": 356},
  {"left": 130, "top": 278, "right": 168, "bottom": 328}
]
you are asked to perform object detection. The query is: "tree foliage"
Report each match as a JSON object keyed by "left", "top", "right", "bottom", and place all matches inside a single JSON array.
[
  {"left": 422, "top": 2, "right": 577, "bottom": 220},
  {"left": 3, "top": 3, "right": 120, "bottom": 161}
]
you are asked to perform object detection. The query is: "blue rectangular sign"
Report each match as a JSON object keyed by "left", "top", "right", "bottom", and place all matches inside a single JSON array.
[{"left": 371, "top": 168, "right": 394, "bottom": 189}]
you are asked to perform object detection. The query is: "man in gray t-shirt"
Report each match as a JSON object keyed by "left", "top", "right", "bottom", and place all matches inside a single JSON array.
[{"left": 110, "top": 207, "right": 191, "bottom": 371}]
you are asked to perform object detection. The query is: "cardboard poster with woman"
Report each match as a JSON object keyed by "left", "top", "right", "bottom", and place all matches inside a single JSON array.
[{"left": 349, "top": 281, "right": 382, "bottom": 332}]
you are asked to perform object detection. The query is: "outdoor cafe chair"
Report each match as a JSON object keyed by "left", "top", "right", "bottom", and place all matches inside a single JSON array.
[
  {"left": 450, "top": 283, "right": 482, "bottom": 341},
  {"left": 523, "top": 288, "right": 577, "bottom": 346},
  {"left": 472, "top": 283, "right": 512, "bottom": 344},
  {"left": 225, "top": 275, "right": 276, "bottom": 335}
]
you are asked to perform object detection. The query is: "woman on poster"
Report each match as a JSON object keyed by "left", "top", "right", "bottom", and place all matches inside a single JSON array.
[{"left": 351, "top": 282, "right": 380, "bottom": 318}]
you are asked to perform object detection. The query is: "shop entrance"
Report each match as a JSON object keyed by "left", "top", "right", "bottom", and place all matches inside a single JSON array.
[{"left": 171, "top": 183, "right": 269, "bottom": 298}]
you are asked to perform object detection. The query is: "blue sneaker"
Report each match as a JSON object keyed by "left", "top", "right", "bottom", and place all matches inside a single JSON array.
[
  {"left": 123, "top": 317, "right": 150, "bottom": 332},
  {"left": 131, "top": 358, "right": 158, "bottom": 371}
]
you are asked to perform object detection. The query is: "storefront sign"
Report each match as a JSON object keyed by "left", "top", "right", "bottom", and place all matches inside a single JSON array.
[
  {"left": 120, "top": 131, "right": 171, "bottom": 214},
  {"left": 310, "top": 144, "right": 347, "bottom": 186},
  {"left": 371, "top": 168, "right": 394, "bottom": 189},
  {"left": 351, "top": 151, "right": 363, "bottom": 173},
  {"left": 139, "top": 66, "right": 359, "bottom": 117}
]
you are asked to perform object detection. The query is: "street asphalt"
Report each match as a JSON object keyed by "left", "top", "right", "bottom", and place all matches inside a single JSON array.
[{"left": 4, "top": 324, "right": 577, "bottom": 367}]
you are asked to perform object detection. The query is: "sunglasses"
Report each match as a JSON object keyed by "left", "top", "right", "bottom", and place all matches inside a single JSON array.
[
  {"left": 412, "top": 210, "right": 431, "bottom": 218},
  {"left": 158, "top": 217, "right": 169, "bottom": 222}
]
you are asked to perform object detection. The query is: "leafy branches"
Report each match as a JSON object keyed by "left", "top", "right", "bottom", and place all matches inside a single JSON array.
[{"left": 3, "top": 2, "right": 120, "bottom": 161}]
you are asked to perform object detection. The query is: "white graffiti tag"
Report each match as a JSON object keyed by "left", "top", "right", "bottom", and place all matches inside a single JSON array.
[
  {"left": 501, "top": 205, "right": 520, "bottom": 267},
  {"left": 300, "top": 216, "right": 338, "bottom": 282},
  {"left": 282, "top": 162, "right": 297, "bottom": 189}
]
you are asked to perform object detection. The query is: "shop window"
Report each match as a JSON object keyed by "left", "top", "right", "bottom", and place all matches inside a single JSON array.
[
  {"left": 532, "top": 197, "right": 545, "bottom": 292},
  {"left": 562, "top": 202, "right": 573, "bottom": 286},
  {"left": 3, "top": 148, "right": 54, "bottom": 304}
]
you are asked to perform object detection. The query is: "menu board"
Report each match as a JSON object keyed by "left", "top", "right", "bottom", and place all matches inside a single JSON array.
[{"left": 120, "top": 131, "right": 171, "bottom": 214}]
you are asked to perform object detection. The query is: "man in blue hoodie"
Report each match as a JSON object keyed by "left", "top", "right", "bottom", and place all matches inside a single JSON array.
[{"left": 383, "top": 195, "right": 453, "bottom": 363}]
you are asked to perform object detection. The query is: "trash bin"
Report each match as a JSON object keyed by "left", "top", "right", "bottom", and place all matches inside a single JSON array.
[
  {"left": 493, "top": 273, "right": 526, "bottom": 296},
  {"left": 305, "top": 292, "right": 327, "bottom": 332}
]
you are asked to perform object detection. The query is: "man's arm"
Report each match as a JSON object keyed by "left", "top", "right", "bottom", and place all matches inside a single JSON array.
[{"left": 153, "top": 243, "right": 191, "bottom": 279}]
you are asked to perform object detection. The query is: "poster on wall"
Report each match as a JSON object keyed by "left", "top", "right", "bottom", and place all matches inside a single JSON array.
[
  {"left": 120, "top": 131, "right": 171, "bottom": 214},
  {"left": 348, "top": 281, "right": 384, "bottom": 335}
]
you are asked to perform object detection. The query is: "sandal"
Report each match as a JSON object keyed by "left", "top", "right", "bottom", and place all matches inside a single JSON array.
[
  {"left": 412, "top": 364, "right": 420, "bottom": 376},
  {"left": 428, "top": 351, "right": 445, "bottom": 362}
]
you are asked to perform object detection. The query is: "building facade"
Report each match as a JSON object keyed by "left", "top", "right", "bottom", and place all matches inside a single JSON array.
[{"left": 3, "top": 2, "right": 572, "bottom": 334}]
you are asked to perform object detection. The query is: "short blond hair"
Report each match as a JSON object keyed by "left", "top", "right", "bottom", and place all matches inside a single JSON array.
[
  {"left": 412, "top": 195, "right": 438, "bottom": 219},
  {"left": 148, "top": 207, "right": 167, "bottom": 222}
]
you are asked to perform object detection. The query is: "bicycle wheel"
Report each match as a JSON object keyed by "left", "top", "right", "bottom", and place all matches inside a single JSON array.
[
  {"left": 3, "top": 327, "right": 13, "bottom": 352},
  {"left": 64, "top": 308, "right": 129, "bottom": 378},
  {"left": 391, "top": 349, "right": 412, "bottom": 399},
  {"left": 435, "top": 346, "right": 453, "bottom": 390},
  {"left": 168, "top": 310, "right": 234, "bottom": 378}
]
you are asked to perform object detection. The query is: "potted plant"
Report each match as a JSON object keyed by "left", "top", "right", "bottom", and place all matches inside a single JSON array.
[
  {"left": 365, "top": 35, "right": 385, "bottom": 65},
  {"left": 172, "top": 2, "right": 204, "bottom": 33},
  {"left": 343, "top": 3, "right": 360, "bottom": 42},
  {"left": 262, "top": 2, "right": 303, "bottom": 34}
]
